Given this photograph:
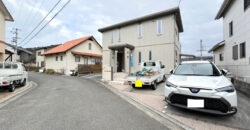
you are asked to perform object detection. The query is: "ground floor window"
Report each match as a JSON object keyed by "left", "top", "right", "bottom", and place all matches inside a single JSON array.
[
  {"left": 75, "top": 56, "right": 80, "bottom": 62},
  {"left": 240, "top": 42, "right": 246, "bottom": 58},
  {"left": 91, "top": 58, "right": 95, "bottom": 64},
  {"left": 232, "top": 45, "right": 238, "bottom": 60},
  {"left": 95, "top": 58, "right": 101, "bottom": 64},
  {"left": 84, "top": 57, "right": 88, "bottom": 64},
  {"left": 139, "top": 52, "right": 141, "bottom": 64},
  {"left": 149, "top": 51, "right": 152, "bottom": 60}
]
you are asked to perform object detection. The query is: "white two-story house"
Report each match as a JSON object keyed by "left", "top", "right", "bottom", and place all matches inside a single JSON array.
[
  {"left": 98, "top": 7, "right": 183, "bottom": 81},
  {"left": 209, "top": 0, "right": 250, "bottom": 83}
]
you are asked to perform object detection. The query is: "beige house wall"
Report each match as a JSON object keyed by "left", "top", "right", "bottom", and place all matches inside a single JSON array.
[
  {"left": 101, "top": 15, "right": 181, "bottom": 80},
  {"left": 45, "top": 39, "right": 102, "bottom": 75},
  {"left": 0, "top": 10, "right": 6, "bottom": 61},
  {"left": 36, "top": 49, "right": 45, "bottom": 67}
]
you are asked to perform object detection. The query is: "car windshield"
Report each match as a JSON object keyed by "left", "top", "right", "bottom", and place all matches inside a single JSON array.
[{"left": 174, "top": 63, "right": 221, "bottom": 76}]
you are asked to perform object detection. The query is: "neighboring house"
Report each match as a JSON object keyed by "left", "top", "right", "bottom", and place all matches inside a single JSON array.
[
  {"left": 43, "top": 36, "right": 102, "bottom": 75},
  {"left": 98, "top": 7, "right": 183, "bottom": 81},
  {"left": 35, "top": 44, "right": 60, "bottom": 67},
  {"left": 209, "top": 0, "right": 250, "bottom": 83},
  {"left": 5, "top": 43, "right": 33, "bottom": 63},
  {"left": 0, "top": 0, "right": 14, "bottom": 61}
]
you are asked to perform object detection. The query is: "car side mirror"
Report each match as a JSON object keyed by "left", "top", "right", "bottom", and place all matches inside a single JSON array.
[
  {"left": 161, "top": 65, "right": 165, "bottom": 68},
  {"left": 170, "top": 69, "right": 173, "bottom": 74},
  {"left": 221, "top": 69, "right": 228, "bottom": 76}
]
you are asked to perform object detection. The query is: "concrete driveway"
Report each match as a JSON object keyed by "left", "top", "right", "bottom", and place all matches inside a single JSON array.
[
  {"left": 123, "top": 81, "right": 250, "bottom": 129},
  {"left": 0, "top": 72, "right": 170, "bottom": 130}
]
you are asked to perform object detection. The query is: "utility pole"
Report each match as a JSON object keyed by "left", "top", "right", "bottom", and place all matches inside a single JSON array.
[
  {"left": 200, "top": 40, "right": 203, "bottom": 60},
  {"left": 197, "top": 39, "right": 206, "bottom": 61},
  {"left": 11, "top": 28, "right": 21, "bottom": 62}
]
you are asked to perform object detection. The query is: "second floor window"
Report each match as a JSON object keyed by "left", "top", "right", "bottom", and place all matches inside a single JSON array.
[
  {"left": 111, "top": 32, "right": 114, "bottom": 43},
  {"left": 219, "top": 53, "right": 224, "bottom": 61},
  {"left": 60, "top": 56, "right": 63, "bottom": 61},
  {"left": 56, "top": 56, "right": 58, "bottom": 61},
  {"left": 157, "top": 20, "right": 162, "bottom": 34},
  {"left": 118, "top": 29, "right": 121, "bottom": 41},
  {"left": 89, "top": 43, "right": 91, "bottom": 50},
  {"left": 37, "top": 52, "right": 41, "bottom": 56},
  {"left": 138, "top": 24, "right": 142, "bottom": 37},
  {"left": 229, "top": 21, "right": 233, "bottom": 37}
]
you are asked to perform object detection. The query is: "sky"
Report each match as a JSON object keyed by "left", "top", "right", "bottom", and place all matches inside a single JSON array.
[{"left": 4, "top": 0, "right": 224, "bottom": 56}]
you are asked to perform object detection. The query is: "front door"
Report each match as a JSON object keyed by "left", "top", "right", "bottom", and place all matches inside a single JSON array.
[{"left": 117, "top": 53, "right": 123, "bottom": 72}]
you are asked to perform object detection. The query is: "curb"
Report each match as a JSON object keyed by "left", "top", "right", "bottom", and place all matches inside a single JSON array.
[
  {"left": 0, "top": 81, "right": 36, "bottom": 108},
  {"left": 94, "top": 79, "right": 193, "bottom": 130}
]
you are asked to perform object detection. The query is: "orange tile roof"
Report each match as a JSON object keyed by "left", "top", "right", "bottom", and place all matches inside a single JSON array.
[
  {"left": 43, "top": 36, "right": 94, "bottom": 55},
  {"left": 71, "top": 51, "right": 102, "bottom": 57}
]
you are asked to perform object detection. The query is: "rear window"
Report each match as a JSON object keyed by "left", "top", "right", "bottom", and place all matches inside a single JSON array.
[
  {"left": 12, "top": 64, "right": 18, "bottom": 69},
  {"left": 144, "top": 62, "right": 156, "bottom": 67},
  {"left": 0, "top": 63, "right": 3, "bottom": 69},
  {"left": 4, "top": 63, "right": 11, "bottom": 69}
]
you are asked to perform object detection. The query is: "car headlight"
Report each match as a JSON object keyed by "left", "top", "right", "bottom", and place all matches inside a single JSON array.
[
  {"left": 215, "top": 85, "right": 235, "bottom": 93},
  {"left": 166, "top": 81, "right": 177, "bottom": 88}
]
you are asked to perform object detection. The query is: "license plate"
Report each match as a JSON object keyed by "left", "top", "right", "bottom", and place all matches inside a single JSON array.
[
  {"left": 135, "top": 80, "right": 142, "bottom": 87},
  {"left": 187, "top": 99, "right": 204, "bottom": 108}
]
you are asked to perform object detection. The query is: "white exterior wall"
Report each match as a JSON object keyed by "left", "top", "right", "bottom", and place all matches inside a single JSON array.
[
  {"left": 0, "top": 10, "right": 5, "bottom": 61},
  {"left": 102, "top": 15, "right": 181, "bottom": 81},
  {"left": 213, "top": 0, "right": 250, "bottom": 82},
  {"left": 36, "top": 49, "right": 45, "bottom": 67},
  {"left": 45, "top": 39, "right": 102, "bottom": 75}
]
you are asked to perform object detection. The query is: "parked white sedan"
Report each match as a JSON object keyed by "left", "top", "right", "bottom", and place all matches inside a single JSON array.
[{"left": 165, "top": 61, "right": 237, "bottom": 115}]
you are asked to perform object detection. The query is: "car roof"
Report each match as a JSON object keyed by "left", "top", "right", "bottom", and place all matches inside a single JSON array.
[{"left": 181, "top": 60, "right": 211, "bottom": 64}]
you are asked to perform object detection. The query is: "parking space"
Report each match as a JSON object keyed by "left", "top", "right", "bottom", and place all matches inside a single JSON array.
[{"left": 87, "top": 74, "right": 250, "bottom": 130}]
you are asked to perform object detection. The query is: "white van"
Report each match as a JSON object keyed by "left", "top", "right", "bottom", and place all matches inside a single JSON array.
[{"left": 0, "top": 62, "right": 28, "bottom": 92}]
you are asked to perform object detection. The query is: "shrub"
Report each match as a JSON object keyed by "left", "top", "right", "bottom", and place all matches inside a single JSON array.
[{"left": 45, "top": 69, "right": 55, "bottom": 74}]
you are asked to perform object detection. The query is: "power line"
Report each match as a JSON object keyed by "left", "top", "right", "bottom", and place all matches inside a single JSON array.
[
  {"left": 20, "top": 0, "right": 62, "bottom": 44},
  {"left": 22, "top": 0, "right": 40, "bottom": 29},
  {"left": 26, "top": 0, "right": 47, "bottom": 27},
  {"left": 21, "top": 0, "right": 71, "bottom": 46}
]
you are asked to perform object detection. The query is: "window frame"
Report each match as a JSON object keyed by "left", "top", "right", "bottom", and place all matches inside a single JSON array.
[
  {"left": 84, "top": 57, "right": 88, "bottom": 64},
  {"left": 138, "top": 24, "right": 142, "bottom": 38},
  {"left": 157, "top": 20, "right": 162, "bottom": 35},
  {"left": 139, "top": 52, "right": 141, "bottom": 64},
  {"left": 89, "top": 43, "right": 92, "bottom": 50},
  {"left": 149, "top": 51, "right": 152, "bottom": 60},
  {"left": 75, "top": 56, "right": 80, "bottom": 62},
  {"left": 118, "top": 29, "right": 121, "bottom": 42},
  {"left": 232, "top": 45, "right": 238, "bottom": 60},
  {"left": 229, "top": 21, "right": 233, "bottom": 37},
  {"left": 37, "top": 51, "right": 41, "bottom": 56},
  {"left": 219, "top": 53, "right": 224, "bottom": 61},
  {"left": 240, "top": 42, "right": 246, "bottom": 58}
]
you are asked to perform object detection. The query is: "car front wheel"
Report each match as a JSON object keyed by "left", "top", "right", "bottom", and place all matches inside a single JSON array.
[{"left": 151, "top": 81, "right": 157, "bottom": 90}]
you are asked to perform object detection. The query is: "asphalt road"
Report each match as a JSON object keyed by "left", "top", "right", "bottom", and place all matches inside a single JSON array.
[{"left": 0, "top": 72, "right": 169, "bottom": 130}]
